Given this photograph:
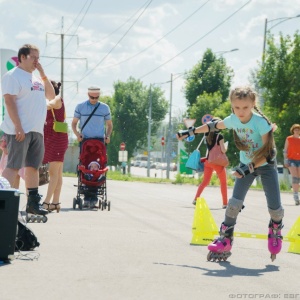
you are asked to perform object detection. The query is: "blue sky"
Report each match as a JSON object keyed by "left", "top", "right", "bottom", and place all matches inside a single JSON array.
[{"left": 0, "top": 0, "right": 299, "bottom": 124}]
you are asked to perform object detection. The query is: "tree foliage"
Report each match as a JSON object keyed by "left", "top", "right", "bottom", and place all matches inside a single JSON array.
[
  {"left": 257, "top": 32, "right": 300, "bottom": 162},
  {"left": 107, "top": 77, "right": 168, "bottom": 165},
  {"left": 184, "top": 48, "right": 234, "bottom": 108}
]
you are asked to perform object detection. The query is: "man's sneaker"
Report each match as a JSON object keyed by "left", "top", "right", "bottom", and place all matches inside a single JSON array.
[
  {"left": 222, "top": 205, "right": 227, "bottom": 209},
  {"left": 90, "top": 200, "right": 98, "bottom": 208},
  {"left": 192, "top": 200, "right": 197, "bottom": 205},
  {"left": 83, "top": 198, "right": 90, "bottom": 208},
  {"left": 26, "top": 194, "right": 49, "bottom": 215}
]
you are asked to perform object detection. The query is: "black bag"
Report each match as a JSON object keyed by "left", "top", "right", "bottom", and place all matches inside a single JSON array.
[
  {"left": 15, "top": 221, "right": 40, "bottom": 251},
  {"left": 39, "top": 164, "right": 49, "bottom": 186}
]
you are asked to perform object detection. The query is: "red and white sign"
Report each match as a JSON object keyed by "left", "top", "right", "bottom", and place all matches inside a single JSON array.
[
  {"left": 120, "top": 142, "right": 126, "bottom": 151},
  {"left": 161, "top": 137, "right": 165, "bottom": 146},
  {"left": 183, "top": 118, "right": 196, "bottom": 128}
]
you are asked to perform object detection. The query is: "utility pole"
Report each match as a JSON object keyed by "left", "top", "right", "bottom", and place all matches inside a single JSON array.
[
  {"left": 43, "top": 17, "right": 87, "bottom": 98},
  {"left": 147, "top": 84, "right": 153, "bottom": 177},
  {"left": 166, "top": 73, "right": 173, "bottom": 179}
]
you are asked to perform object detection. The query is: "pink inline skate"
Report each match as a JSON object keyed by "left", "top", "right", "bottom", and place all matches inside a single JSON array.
[
  {"left": 207, "top": 223, "right": 234, "bottom": 262},
  {"left": 268, "top": 220, "right": 283, "bottom": 261}
]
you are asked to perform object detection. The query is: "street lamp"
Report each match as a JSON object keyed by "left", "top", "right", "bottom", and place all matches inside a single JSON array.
[
  {"left": 214, "top": 48, "right": 239, "bottom": 56},
  {"left": 262, "top": 15, "right": 300, "bottom": 63}
]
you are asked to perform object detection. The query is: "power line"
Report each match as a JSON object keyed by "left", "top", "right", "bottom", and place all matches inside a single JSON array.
[
  {"left": 139, "top": 0, "right": 252, "bottom": 80},
  {"left": 64, "top": 0, "right": 93, "bottom": 49},
  {"left": 43, "top": 1, "right": 92, "bottom": 68},
  {"left": 98, "top": 0, "right": 211, "bottom": 70},
  {"left": 78, "top": 0, "right": 152, "bottom": 47},
  {"left": 68, "top": 0, "right": 153, "bottom": 87},
  {"left": 64, "top": 0, "right": 91, "bottom": 34}
]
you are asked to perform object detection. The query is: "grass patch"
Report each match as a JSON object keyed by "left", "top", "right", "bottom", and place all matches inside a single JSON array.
[
  {"left": 63, "top": 170, "right": 291, "bottom": 192},
  {"left": 63, "top": 170, "right": 172, "bottom": 183}
]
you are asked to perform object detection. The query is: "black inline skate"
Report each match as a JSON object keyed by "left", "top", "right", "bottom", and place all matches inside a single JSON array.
[{"left": 26, "top": 194, "right": 48, "bottom": 223}]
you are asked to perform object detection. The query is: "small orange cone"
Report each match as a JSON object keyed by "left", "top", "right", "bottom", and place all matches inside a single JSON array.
[
  {"left": 286, "top": 216, "right": 300, "bottom": 254},
  {"left": 190, "top": 197, "right": 218, "bottom": 246}
]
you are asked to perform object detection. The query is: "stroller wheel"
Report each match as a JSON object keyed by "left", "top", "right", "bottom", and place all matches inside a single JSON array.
[
  {"left": 79, "top": 198, "right": 83, "bottom": 210},
  {"left": 73, "top": 198, "right": 77, "bottom": 210},
  {"left": 101, "top": 200, "right": 105, "bottom": 211},
  {"left": 107, "top": 201, "right": 111, "bottom": 211}
]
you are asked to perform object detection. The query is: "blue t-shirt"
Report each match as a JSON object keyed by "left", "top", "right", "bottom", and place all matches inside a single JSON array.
[
  {"left": 223, "top": 113, "right": 272, "bottom": 164},
  {"left": 74, "top": 100, "right": 111, "bottom": 138}
]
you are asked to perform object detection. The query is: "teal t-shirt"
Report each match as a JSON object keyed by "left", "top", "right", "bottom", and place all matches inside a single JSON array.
[{"left": 223, "top": 113, "right": 272, "bottom": 164}]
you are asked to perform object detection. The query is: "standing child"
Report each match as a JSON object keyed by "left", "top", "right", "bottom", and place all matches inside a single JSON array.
[
  {"left": 283, "top": 124, "right": 300, "bottom": 205},
  {"left": 177, "top": 86, "right": 284, "bottom": 261}
]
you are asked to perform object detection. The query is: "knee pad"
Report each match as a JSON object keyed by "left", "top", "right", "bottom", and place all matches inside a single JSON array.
[
  {"left": 225, "top": 197, "right": 244, "bottom": 219},
  {"left": 292, "top": 177, "right": 299, "bottom": 184},
  {"left": 268, "top": 206, "right": 284, "bottom": 223}
]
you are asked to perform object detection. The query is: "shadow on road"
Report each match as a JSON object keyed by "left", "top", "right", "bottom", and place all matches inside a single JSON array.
[{"left": 153, "top": 262, "right": 279, "bottom": 277}]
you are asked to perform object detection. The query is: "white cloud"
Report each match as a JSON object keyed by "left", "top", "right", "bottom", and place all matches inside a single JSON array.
[{"left": 15, "top": 31, "right": 35, "bottom": 40}]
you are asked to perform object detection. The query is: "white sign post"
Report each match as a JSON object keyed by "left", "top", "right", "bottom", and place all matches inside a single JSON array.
[{"left": 118, "top": 150, "right": 128, "bottom": 162}]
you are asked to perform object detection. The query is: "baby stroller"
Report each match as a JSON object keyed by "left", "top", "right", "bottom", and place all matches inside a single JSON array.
[{"left": 73, "top": 139, "right": 110, "bottom": 211}]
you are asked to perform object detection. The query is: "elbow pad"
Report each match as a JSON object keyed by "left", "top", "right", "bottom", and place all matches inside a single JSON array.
[
  {"left": 177, "top": 126, "right": 195, "bottom": 138},
  {"left": 206, "top": 120, "right": 220, "bottom": 132}
]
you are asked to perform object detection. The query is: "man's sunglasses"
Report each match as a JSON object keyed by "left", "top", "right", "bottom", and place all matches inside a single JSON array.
[{"left": 89, "top": 95, "right": 99, "bottom": 100}]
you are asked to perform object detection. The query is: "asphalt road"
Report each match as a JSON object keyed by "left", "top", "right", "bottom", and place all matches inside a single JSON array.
[{"left": 1, "top": 177, "right": 299, "bottom": 300}]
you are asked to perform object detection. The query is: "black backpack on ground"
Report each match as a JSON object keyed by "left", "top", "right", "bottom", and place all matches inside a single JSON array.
[{"left": 15, "top": 220, "right": 40, "bottom": 251}]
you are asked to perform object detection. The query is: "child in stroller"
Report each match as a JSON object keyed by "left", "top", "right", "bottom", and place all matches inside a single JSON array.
[
  {"left": 84, "top": 161, "right": 106, "bottom": 184},
  {"left": 74, "top": 139, "right": 109, "bottom": 210}
]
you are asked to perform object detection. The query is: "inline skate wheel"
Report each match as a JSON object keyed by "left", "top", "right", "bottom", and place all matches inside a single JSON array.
[
  {"left": 270, "top": 254, "right": 276, "bottom": 262},
  {"left": 42, "top": 216, "right": 48, "bottom": 223},
  {"left": 207, "top": 251, "right": 213, "bottom": 261}
]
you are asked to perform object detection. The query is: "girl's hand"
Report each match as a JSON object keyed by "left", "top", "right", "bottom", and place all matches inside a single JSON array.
[
  {"left": 176, "top": 134, "right": 187, "bottom": 141},
  {"left": 231, "top": 170, "right": 243, "bottom": 179}
]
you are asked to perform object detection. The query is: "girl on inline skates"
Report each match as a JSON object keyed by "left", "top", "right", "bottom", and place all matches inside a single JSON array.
[{"left": 177, "top": 86, "right": 284, "bottom": 261}]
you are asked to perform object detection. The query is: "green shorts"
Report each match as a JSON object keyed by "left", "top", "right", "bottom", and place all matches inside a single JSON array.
[{"left": 6, "top": 132, "right": 44, "bottom": 169}]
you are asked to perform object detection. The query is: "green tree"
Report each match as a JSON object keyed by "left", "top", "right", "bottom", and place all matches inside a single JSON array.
[
  {"left": 107, "top": 77, "right": 168, "bottom": 166},
  {"left": 257, "top": 32, "right": 300, "bottom": 162},
  {"left": 184, "top": 48, "right": 234, "bottom": 108}
]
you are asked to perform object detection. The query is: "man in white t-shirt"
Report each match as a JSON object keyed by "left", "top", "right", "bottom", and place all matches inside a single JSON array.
[{"left": 1, "top": 44, "right": 55, "bottom": 216}]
